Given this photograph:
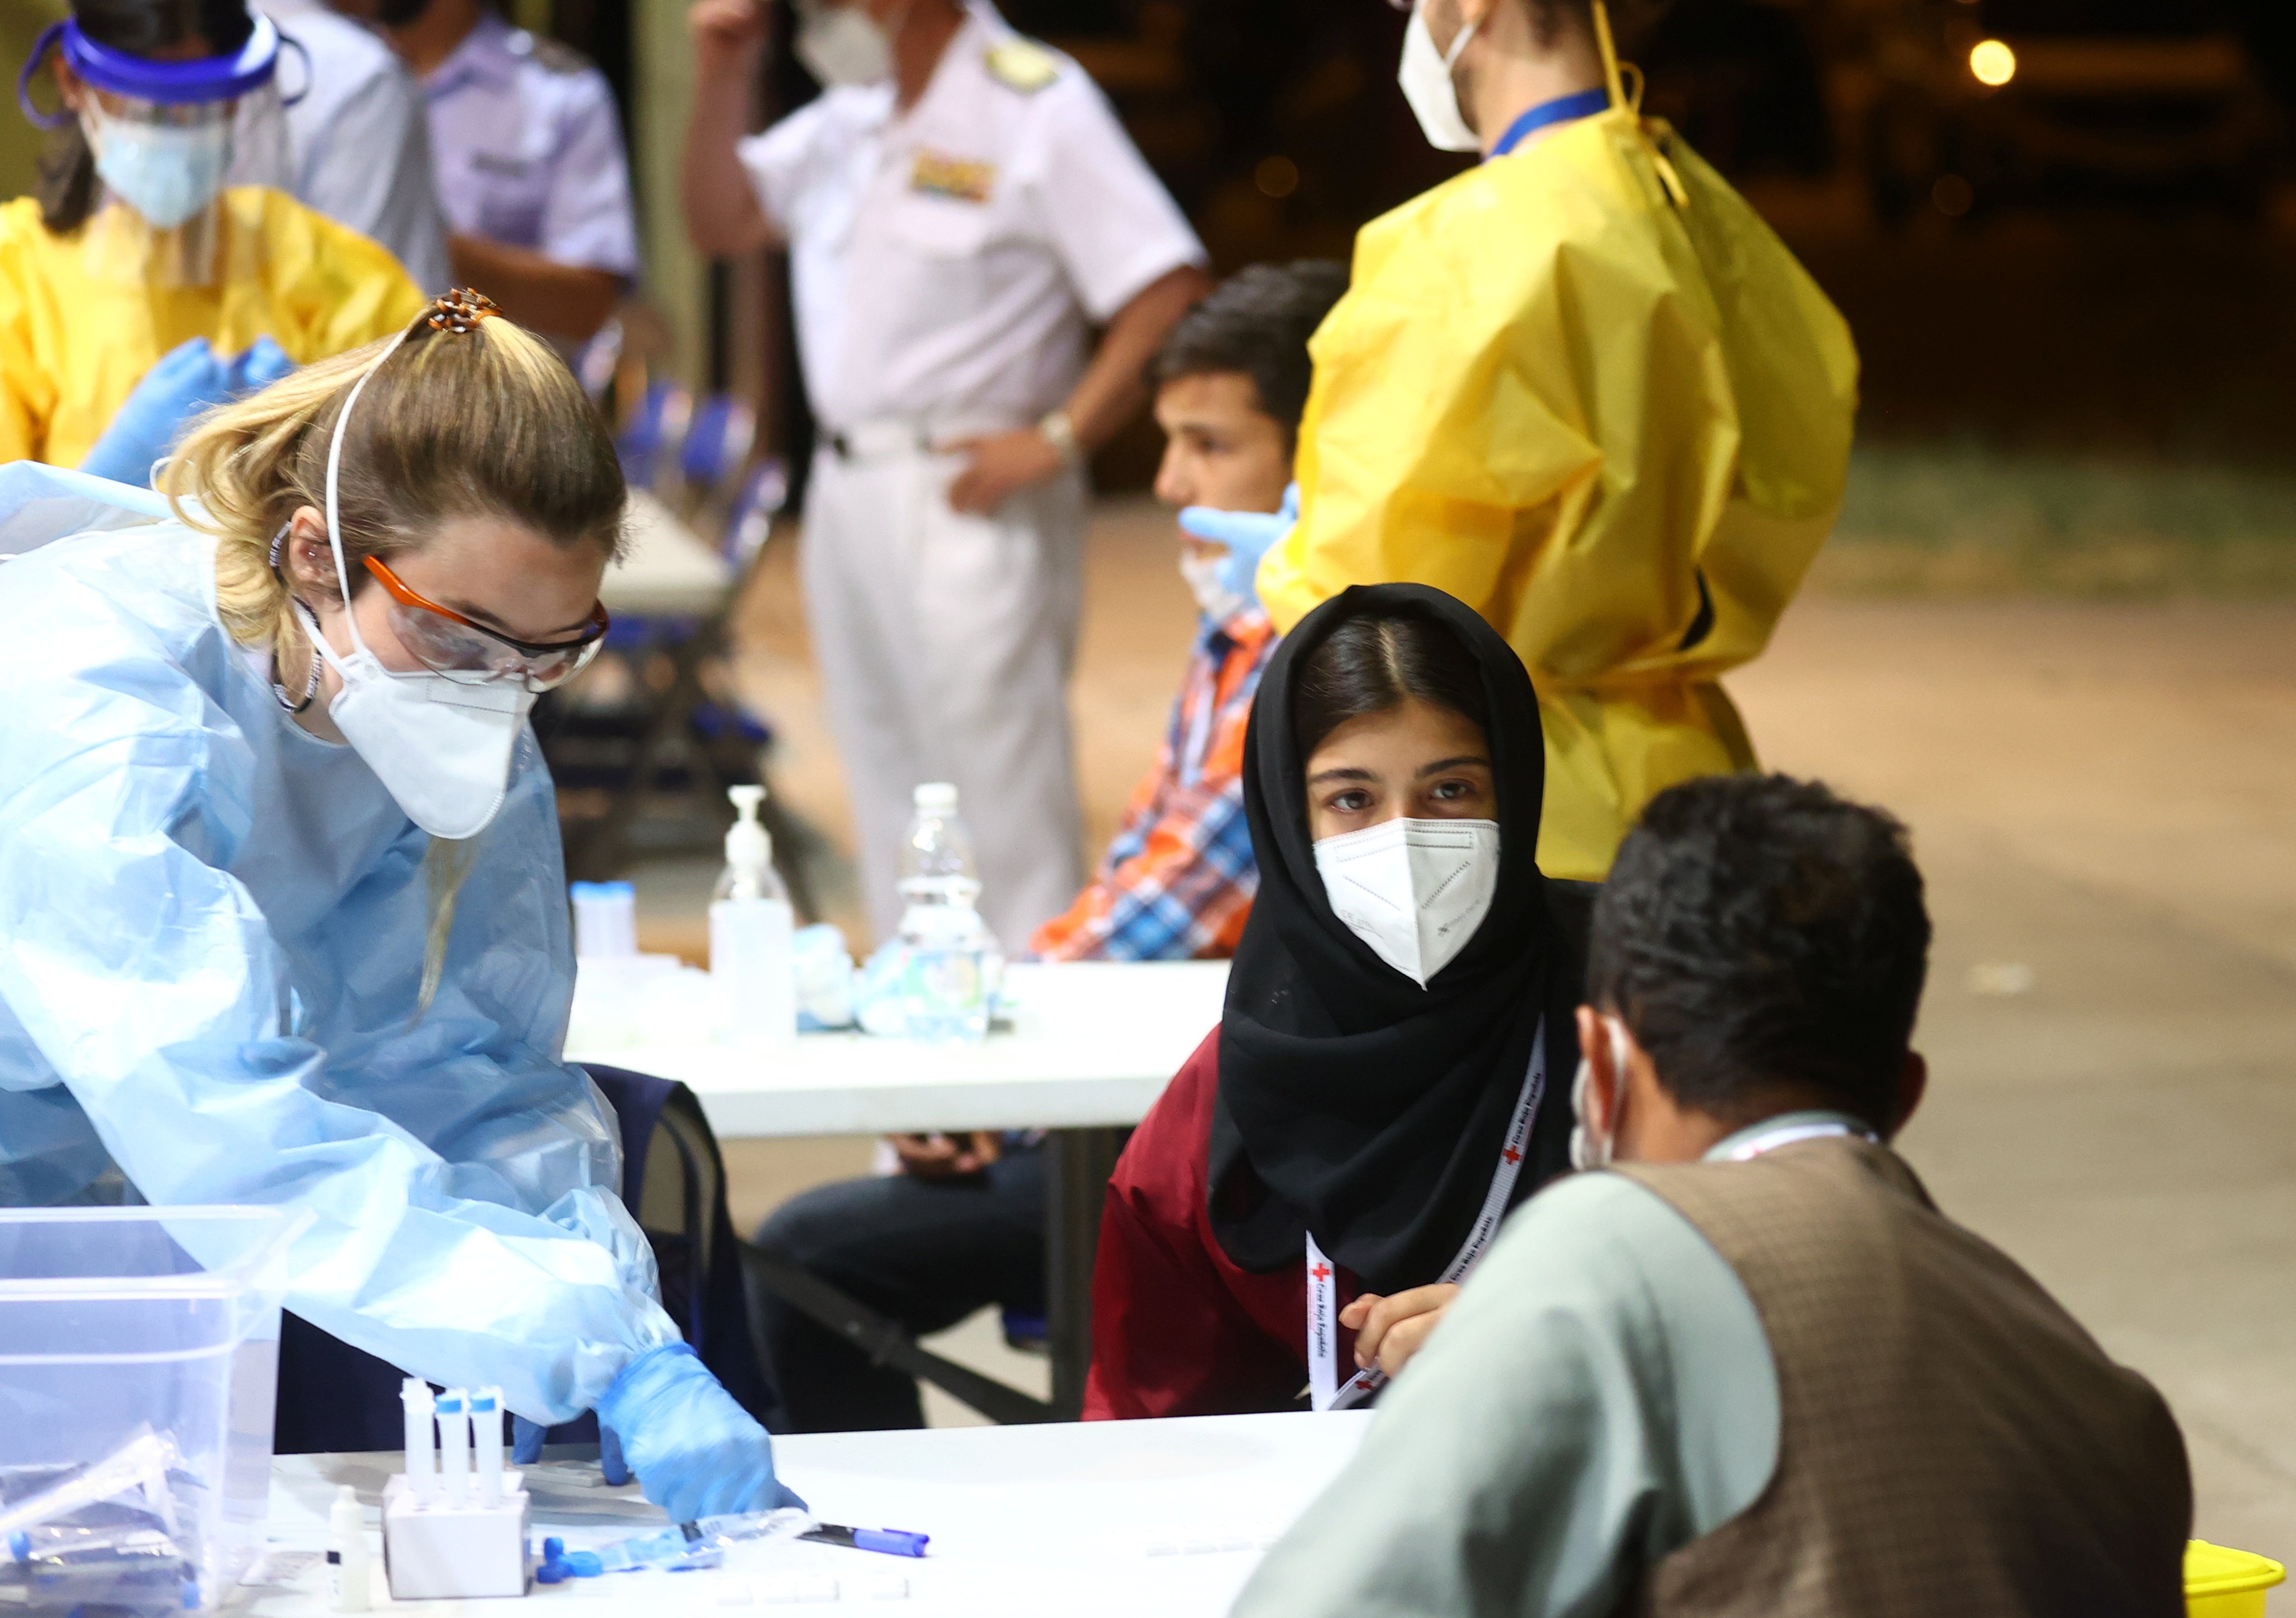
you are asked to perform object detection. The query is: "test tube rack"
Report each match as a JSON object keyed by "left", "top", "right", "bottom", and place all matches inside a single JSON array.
[
  {"left": 384, "top": 1380, "right": 532, "bottom": 1600},
  {"left": 382, "top": 1472, "right": 531, "bottom": 1599}
]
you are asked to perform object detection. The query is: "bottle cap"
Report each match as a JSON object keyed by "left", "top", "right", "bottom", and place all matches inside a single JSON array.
[{"left": 913, "top": 782, "right": 958, "bottom": 811}]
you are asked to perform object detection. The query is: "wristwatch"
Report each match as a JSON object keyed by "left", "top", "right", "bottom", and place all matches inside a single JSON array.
[{"left": 1037, "top": 407, "right": 1081, "bottom": 465}]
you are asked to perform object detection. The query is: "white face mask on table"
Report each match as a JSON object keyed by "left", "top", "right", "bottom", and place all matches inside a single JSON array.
[
  {"left": 796, "top": 0, "right": 894, "bottom": 86},
  {"left": 1397, "top": 0, "right": 1481, "bottom": 153},
  {"left": 1313, "top": 816, "right": 1500, "bottom": 988}
]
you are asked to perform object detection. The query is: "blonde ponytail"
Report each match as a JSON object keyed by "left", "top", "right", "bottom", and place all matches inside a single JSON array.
[{"left": 165, "top": 301, "right": 627, "bottom": 1016}]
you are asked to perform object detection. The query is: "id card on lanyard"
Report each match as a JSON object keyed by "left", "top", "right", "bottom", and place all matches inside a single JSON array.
[{"left": 1306, "top": 1018, "right": 1548, "bottom": 1412}]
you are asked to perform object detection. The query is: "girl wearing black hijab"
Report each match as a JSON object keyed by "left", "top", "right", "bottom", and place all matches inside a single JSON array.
[{"left": 1084, "top": 583, "right": 1589, "bottom": 1420}]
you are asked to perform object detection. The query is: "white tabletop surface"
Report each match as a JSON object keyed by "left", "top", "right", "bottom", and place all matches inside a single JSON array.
[
  {"left": 247, "top": 1411, "right": 1369, "bottom": 1616},
  {"left": 602, "top": 490, "right": 733, "bottom": 617},
  {"left": 565, "top": 961, "right": 1229, "bottom": 1138}
]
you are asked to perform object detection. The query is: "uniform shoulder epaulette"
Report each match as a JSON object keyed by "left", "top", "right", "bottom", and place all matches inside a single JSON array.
[
  {"left": 985, "top": 37, "right": 1061, "bottom": 94},
  {"left": 522, "top": 32, "right": 596, "bottom": 76}
]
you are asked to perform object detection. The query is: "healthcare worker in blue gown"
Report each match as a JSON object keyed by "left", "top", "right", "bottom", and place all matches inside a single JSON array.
[{"left": 0, "top": 288, "right": 794, "bottom": 1519}]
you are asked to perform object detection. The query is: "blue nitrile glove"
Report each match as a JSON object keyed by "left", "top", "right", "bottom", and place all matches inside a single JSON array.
[
  {"left": 78, "top": 337, "right": 232, "bottom": 485},
  {"left": 78, "top": 335, "right": 296, "bottom": 486},
  {"left": 511, "top": 1416, "right": 549, "bottom": 1466},
  {"left": 510, "top": 1414, "right": 634, "bottom": 1480},
  {"left": 227, "top": 334, "right": 294, "bottom": 393},
  {"left": 594, "top": 1344, "right": 804, "bottom": 1521},
  {"left": 1178, "top": 480, "right": 1299, "bottom": 605}
]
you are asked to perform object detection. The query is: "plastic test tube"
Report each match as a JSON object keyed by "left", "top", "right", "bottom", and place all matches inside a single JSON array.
[
  {"left": 399, "top": 1379, "right": 436, "bottom": 1506},
  {"left": 472, "top": 1387, "right": 503, "bottom": 1508},
  {"left": 437, "top": 1388, "right": 470, "bottom": 1508}
]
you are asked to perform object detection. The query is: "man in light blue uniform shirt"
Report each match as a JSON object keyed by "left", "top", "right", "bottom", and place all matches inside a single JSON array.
[
  {"left": 351, "top": 0, "right": 637, "bottom": 341},
  {"left": 261, "top": 0, "right": 451, "bottom": 291}
]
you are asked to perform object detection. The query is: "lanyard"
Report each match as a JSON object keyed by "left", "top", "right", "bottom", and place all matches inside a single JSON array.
[
  {"left": 1723, "top": 1119, "right": 1876, "bottom": 1162},
  {"left": 1488, "top": 87, "right": 1612, "bottom": 159},
  {"left": 1307, "top": 1018, "right": 1547, "bottom": 1412}
]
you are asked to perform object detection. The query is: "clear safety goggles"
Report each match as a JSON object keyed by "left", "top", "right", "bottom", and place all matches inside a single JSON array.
[{"left": 363, "top": 555, "right": 611, "bottom": 691}]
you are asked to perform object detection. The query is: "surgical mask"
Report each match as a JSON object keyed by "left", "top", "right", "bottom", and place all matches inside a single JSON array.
[
  {"left": 1569, "top": 1014, "right": 1632, "bottom": 1170},
  {"left": 1179, "top": 547, "right": 1250, "bottom": 625},
  {"left": 82, "top": 104, "right": 229, "bottom": 229},
  {"left": 298, "top": 327, "right": 534, "bottom": 842},
  {"left": 796, "top": 0, "right": 893, "bottom": 87},
  {"left": 1314, "top": 816, "right": 1499, "bottom": 988},
  {"left": 1397, "top": 0, "right": 1481, "bottom": 153}
]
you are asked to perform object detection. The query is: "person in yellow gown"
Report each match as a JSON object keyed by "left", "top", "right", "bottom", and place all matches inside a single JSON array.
[
  {"left": 1253, "top": 0, "right": 1858, "bottom": 881},
  {"left": 3, "top": 0, "right": 423, "bottom": 468}
]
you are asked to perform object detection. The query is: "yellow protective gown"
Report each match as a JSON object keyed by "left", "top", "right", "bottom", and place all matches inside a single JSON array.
[
  {"left": 1261, "top": 108, "right": 1859, "bottom": 881},
  {"left": 0, "top": 186, "right": 425, "bottom": 467}
]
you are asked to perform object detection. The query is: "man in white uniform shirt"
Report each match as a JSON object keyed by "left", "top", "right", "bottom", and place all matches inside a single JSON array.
[{"left": 683, "top": 0, "right": 1209, "bottom": 947}]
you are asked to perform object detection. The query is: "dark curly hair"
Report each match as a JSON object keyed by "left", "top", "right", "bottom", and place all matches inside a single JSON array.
[{"left": 1587, "top": 773, "right": 1931, "bottom": 1131}]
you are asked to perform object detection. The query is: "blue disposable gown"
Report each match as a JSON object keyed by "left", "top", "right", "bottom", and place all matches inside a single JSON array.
[{"left": 0, "top": 486, "right": 679, "bottom": 1423}]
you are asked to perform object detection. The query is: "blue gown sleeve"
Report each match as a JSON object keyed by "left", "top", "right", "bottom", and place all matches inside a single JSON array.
[{"left": 0, "top": 583, "right": 679, "bottom": 1423}]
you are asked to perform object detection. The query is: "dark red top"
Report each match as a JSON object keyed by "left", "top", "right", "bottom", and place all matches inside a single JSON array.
[{"left": 1083, "top": 1029, "right": 1366, "bottom": 1420}]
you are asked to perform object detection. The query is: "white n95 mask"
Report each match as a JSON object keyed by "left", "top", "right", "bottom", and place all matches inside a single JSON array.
[
  {"left": 298, "top": 324, "right": 534, "bottom": 842},
  {"left": 1314, "top": 816, "right": 1499, "bottom": 988},
  {"left": 796, "top": 0, "right": 893, "bottom": 86},
  {"left": 1397, "top": 0, "right": 1481, "bottom": 153},
  {"left": 303, "top": 608, "right": 534, "bottom": 840}
]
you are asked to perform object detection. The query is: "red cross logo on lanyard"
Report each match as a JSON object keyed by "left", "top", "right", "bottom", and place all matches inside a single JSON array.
[
  {"left": 1502, "top": 1146, "right": 1522, "bottom": 1165},
  {"left": 1310, "top": 1263, "right": 1332, "bottom": 1282}
]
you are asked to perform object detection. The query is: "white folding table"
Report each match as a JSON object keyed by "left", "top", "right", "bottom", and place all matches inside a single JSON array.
[
  {"left": 565, "top": 960, "right": 1230, "bottom": 1415},
  {"left": 246, "top": 1411, "right": 1371, "bottom": 1616}
]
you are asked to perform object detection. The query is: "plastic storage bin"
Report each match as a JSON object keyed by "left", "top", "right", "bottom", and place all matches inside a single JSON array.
[
  {"left": 2188, "top": 1539, "right": 2287, "bottom": 1617},
  {"left": 0, "top": 1206, "right": 303, "bottom": 1613}
]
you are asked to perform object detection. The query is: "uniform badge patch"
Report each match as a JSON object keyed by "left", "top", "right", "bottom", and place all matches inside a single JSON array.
[{"left": 911, "top": 150, "right": 996, "bottom": 205}]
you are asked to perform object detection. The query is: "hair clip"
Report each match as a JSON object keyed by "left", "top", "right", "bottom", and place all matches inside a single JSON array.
[{"left": 426, "top": 288, "right": 500, "bottom": 335}]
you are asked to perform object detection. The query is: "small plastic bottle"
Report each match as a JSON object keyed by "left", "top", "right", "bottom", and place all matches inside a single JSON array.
[
  {"left": 327, "top": 1485, "right": 370, "bottom": 1612},
  {"left": 711, "top": 785, "right": 797, "bottom": 1046},
  {"left": 894, "top": 783, "right": 999, "bottom": 1043},
  {"left": 568, "top": 880, "right": 638, "bottom": 959}
]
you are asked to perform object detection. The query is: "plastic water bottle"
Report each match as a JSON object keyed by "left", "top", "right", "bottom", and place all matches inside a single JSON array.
[
  {"left": 895, "top": 782, "right": 998, "bottom": 1042},
  {"left": 710, "top": 785, "right": 797, "bottom": 1046}
]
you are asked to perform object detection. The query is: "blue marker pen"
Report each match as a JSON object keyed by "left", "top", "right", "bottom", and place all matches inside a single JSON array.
[{"left": 798, "top": 1523, "right": 930, "bottom": 1558}]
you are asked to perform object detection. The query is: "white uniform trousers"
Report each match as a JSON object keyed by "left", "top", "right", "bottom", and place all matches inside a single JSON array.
[{"left": 801, "top": 436, "right": 1088, "bottom": 949}]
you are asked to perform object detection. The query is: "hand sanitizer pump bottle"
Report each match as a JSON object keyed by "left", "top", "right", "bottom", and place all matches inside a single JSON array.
[{"left": 710, "top": 785, "right": 797, "bottom": 1046}]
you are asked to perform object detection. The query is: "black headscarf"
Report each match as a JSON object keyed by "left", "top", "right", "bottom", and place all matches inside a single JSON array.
[{"left": 1208, "top": 583, "right": 1584, "bottom": 1294}]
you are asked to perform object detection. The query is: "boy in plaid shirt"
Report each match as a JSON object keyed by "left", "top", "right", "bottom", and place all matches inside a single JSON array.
[{"left": 1034, "top": 260, "right": 1347, "bottom": 961}]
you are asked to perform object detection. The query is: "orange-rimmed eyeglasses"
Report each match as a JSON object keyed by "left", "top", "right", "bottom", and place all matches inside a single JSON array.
[{"left": 362, "top": 554, "right": 610, "bottom": 690}]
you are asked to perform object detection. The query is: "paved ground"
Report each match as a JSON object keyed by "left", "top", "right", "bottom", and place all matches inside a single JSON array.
[{"left": 669, "top": 497, "right": 2296, "bottom": 1572}]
